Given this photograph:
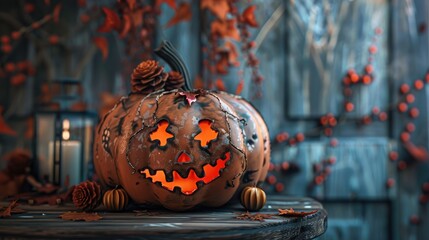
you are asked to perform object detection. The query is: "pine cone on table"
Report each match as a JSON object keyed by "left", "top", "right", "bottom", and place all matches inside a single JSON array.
[{"left": 72, "top": 181, "right": 102, "bottom": 211}]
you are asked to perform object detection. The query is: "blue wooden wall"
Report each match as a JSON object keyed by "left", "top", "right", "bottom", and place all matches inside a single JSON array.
[{"left": 1, "top": 0, "right": 429, "bottom": 239}]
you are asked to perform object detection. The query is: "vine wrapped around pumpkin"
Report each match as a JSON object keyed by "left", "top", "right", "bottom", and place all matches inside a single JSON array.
[{"left": 93, "top": 41, "right": 270, "bottom": 211}]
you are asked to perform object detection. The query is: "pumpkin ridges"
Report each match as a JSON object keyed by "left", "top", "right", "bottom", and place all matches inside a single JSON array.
[{"left": 103, "top": 188, "right": 128, "bottom": 211}]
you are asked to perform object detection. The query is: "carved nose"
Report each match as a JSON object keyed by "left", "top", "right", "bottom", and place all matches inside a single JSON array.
[{"left": 176, "top": 152, "right": 192, "bottom": 164}]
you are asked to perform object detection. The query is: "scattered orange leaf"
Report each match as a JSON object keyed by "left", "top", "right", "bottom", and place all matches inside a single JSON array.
[
  {"left": 235, "top": 79, "right": 244, "bottom": 95},
  {"left": 201, "top": 0, "right": 229, "bottom": 20},
  {"left": 242, "top": 5, "right": 258, "bottom": 27},
  {"left": 278, "top": 208, "right": 318, "bottom": 217},
  {"left": 10, "top": 73, "right": 27, "bottom": 86},
  {"left": 98, "top": 7, "right": 121, "bottom": 32},
  {"left": 211, "top": 19, "right": 240, "bottom": 41},
  {"left": 215, "top": 78, "right": 226, "bottom": 91},
  {"left": 165, "top": 2, "right": 192, "bottom": 28},
  {"left": 60, "top": 211, "right": 103, "bottom": 222},
  {"left": 120, "top": 14, "right": 132, "bottom": 38},
  {"left": 53, "top": 4, "right": 62, "bottom": 23},
  {"left": 93, "top": 37, "right": 109, "bottom": 60},
  {"left": 156, "top": 0, "right": 176, "bottom": 9}
]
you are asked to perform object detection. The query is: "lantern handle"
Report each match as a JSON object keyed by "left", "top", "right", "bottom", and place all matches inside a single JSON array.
[{"left": 154, "top": 41, "right": 192, "bottom": 91}]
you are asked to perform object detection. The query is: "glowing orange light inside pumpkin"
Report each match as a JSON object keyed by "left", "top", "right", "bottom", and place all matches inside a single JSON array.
[
  {"left": 177, "top": 152, "right": 192, "bottom": 163},
  {"left": 150, "top": 120, "right": 174, "bottom": 146},
  {"left": 194, "top": 120, "right": 218, "bottom": 147},
  {"left": 141, "top": 152, "right": 231, "bottom": 195}
]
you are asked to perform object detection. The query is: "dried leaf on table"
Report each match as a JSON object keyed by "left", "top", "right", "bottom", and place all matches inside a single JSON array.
[
  {"left": 242, "top": 5, "right": 258, "bottom": 28},
  {"left": 211, "top": 19, "right": 240, "bottom": 41},
  {"left": 278, "top": 208, "right": 318, "bottom": 217},
  {"left": 201, "top": 0, "right": 229, "bottom": 20},
  {"left": 53, "top": 4, "right": 62, "bottom": 23},
  {"left": 235, "top": 212, "right": 274, "bottom": 222},
  {"left": 98, "top": 7, "right": 121, "bottom": 32},
  {"left": 155, "top": 0, "right": 176, "bottom": 9},
  {"left": 165, "top": 3, "right": 192, "bottom": 28},
  {"left": 93, "top": 37, "right": 109, "bottom": 60},
  {"left": 60, "top": 211, "right": 103, "bottom": 222},
  {"left": 0, "top": 200, "right": 18, "bottom": 218}
]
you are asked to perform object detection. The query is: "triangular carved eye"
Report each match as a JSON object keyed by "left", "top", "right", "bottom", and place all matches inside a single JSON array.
[
  {"left": 150, "top": 120, "right": 174, "bottom": 146},
  {"left": 194, "top": 120, "right": 218, "bottom": 147}
]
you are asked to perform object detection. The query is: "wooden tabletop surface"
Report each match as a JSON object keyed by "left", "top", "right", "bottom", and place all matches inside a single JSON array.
[{"left": 0, "top": 196, "right": 327, "bottom": 240}]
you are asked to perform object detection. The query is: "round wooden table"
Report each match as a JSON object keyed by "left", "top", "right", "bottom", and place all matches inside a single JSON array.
[{"left": 0, "top": 196, "right": 327, "bottom": 239}]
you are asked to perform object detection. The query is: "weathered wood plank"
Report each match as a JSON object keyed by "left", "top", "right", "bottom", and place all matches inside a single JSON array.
[{"left": 0, "top": 196, "right": 327, "bottom": 239}]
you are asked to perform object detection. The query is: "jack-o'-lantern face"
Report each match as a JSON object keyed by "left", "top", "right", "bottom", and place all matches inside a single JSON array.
[{"left": 127, "top": 92, "right": 245, "bottom": 196}]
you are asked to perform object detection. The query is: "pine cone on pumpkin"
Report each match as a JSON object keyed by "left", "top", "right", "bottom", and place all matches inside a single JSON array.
[
  {"left": 165, "top": 71, "right": 185, "bottom": 90},
  {"left": 131, "top": 60, "right": 168, "bottom": 94},
  {"left": 72, "top": 181, "right": 102, "bottom": 211}
]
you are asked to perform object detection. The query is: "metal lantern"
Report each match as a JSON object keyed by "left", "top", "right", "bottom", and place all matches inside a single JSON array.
[{"left": 33, "top": 79, "right": 97, "bottom": 186}]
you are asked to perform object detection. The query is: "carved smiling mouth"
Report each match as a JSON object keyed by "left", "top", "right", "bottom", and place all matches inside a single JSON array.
[{"left": 139, "top": 152, "right": 231, "bottom": 195}]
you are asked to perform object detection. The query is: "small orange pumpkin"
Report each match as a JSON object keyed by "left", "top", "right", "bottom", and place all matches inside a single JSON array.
[
  {"left": 103, "top": 188, "right": 129, "bottom": 211},
  {"left": 240, "top": 186, "right": 266, "bottom": 211}
]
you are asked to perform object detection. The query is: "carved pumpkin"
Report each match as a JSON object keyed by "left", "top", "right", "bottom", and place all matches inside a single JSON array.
[{"left": 93, "top": 42, "right": 270, "bottom": 211}]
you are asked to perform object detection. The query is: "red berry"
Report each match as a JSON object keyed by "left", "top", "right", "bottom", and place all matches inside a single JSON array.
[
  {"left": 414, "top": 79, "right": 424, "bottom": 90},
  {"left": 406, "top": 123, "right": 415, "bottom": 132},
  {"left": 314, "top": 175, "right": 324, "bottom": 185},
  {"left": 397, "top": 161, "right": 407, "bottom": 171},
  {"left": 405, "top": 94, "right": 415, "bottom": 103},
  {"left": 296, "top": 133, "right": 305, "bottom": 142},
  {"left": 24, "top": 3, "right": 35, "bottom": 13},
  {"left": 362, "top": 115, "right": 372, "bottom": 125},
  {"left": 400, "top": 84, "right": 410, "bottom": 94},
  {"left": 268, "top": 162, "right": 275, "bottom": 172},
  {"left": 1, "top": 44, "right": 12, "bottom": 54},
  {"left": 328, "top": 117, "right": 337, "bottom": 127},
  {"left": 345, "top": 102, "right": 354, "bottom": 112},
  {"left": 276, "top": 132, "right": 289, "bottom": 143},
  {"left": 324, "top": 128, "right": 333, "bottom": 136},
  {"left": 400, "top": 132, "right": 410, "bottom": 142},
  {"left": 48, "top": 35, "right": 59, "bottom": 45},
  {"left": 362, "top": 75, "right": 372, "bottom": 85},
  {"left": 372, "top": 107, "right": 380, "bottom": 115},
  {"left": 386, "top": 178, "right": 395, "bottom": 188},
  {"left": 4, "top": 62, "right": 15, "bottom": 72},
  {"left": 275, "top": 182, "right": 284, "bottom": 193},
  {"left": 350, "top": 73, "right": 359, "bottom": 83},
  {"left": 266, "top": 175, "right": 277, "bottom": 185},
  {"left": 320, "top": 116, "right": 328, "bottom": 126},
  {"left": 375, "top": 27, "right": 382, "bottom": 35},
  {"left": 409, "top": 108, "right": 420, "bottom": 118},
  {"left": 281, "top": 162, "right": 290, "bottom": 171},
  {"left": 327, "top": 156, "right": 336, "bottom": 165},
  {"left": 330, "top": 138, "right": 338, "bottom": 147},
  {"left": 379, "top": 112, "right": 388, "bottom": 121},
  {"left": 11, "top": 31, "right": 21, "bottom": 40},
  {"left": 343, "top": 88, "right": 353, "bottom": 97},
  {"left": 288, "top": 138, "right": 296, "bottom": 146},
  {"left": 313, "top": 163, "right": 322, "bottom": 173},
  {"left": 365, "top": 64, "right": 374, "bottom": 74},
  {"left": 388, "top": 151, "right": 398, "bottom": 161},
  {"left": 368, "top": 45, "right": 377, "bottom": 54},
  {"left": 397, "top": 102, "right": 408, "bottom": 112},
  {"left": 343, "top": 76, "right": 351, "bottom": 85},
  {"left": 1, "top": 36, "right": 10, "bottom": 44}
]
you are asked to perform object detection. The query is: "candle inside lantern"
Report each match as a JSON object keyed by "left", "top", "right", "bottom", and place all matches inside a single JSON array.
[{"left": 47, "top": 119, "right": 82, "bottom": 186}]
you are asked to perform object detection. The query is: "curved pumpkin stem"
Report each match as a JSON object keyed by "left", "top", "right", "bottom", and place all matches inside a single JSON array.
[{"left": 154, "top": 41, "right": 192, "bottom": 91}]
